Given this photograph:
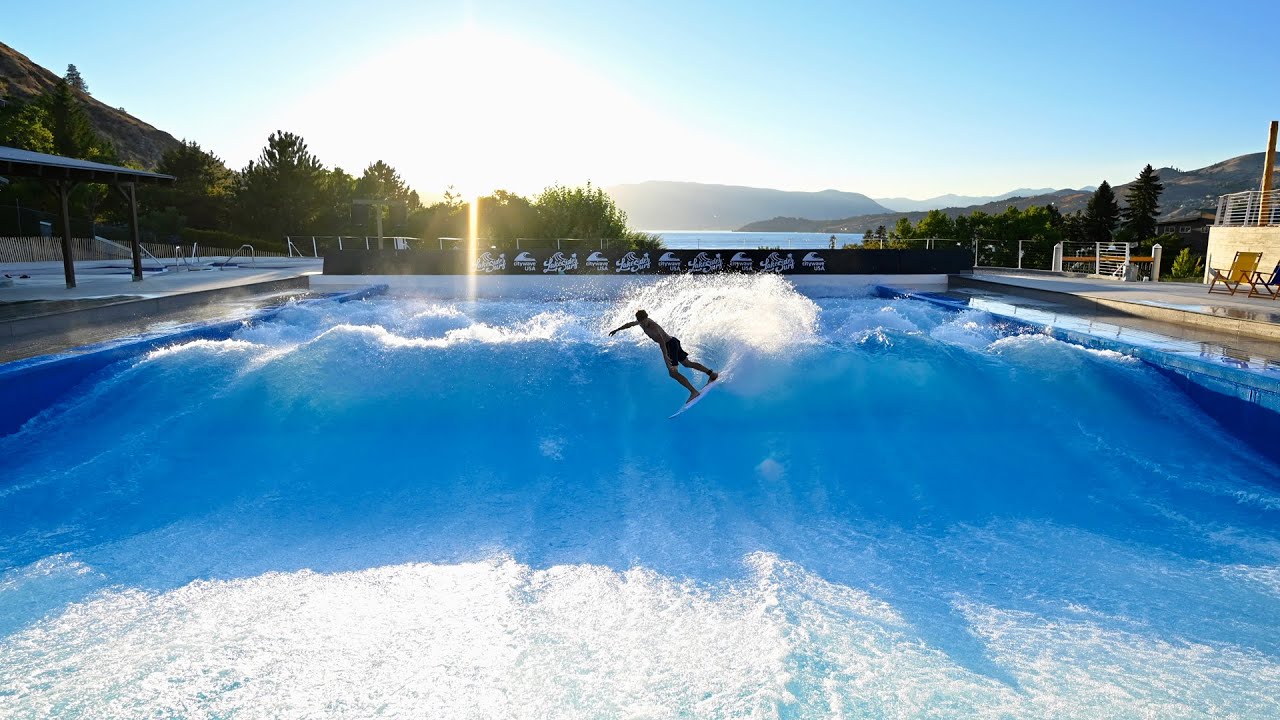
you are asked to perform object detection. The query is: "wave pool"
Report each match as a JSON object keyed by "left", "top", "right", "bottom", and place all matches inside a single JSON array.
[{"left": 2, "top": 275, "right": 1279, "bottom": 718}]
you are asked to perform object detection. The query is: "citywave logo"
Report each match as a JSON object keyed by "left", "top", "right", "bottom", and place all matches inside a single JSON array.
[
  {"left": 474, "top": 251, "right": 506, "bottom": 273},
  {"left": 729, "top": 251, "right": 753, "bottom": 271},
  {"left": 759, "top": 252, "right": 794, "bottom": 273},
  {"left": 586, "top": 251, "right": 610, "bottom": 270},
  {"left": 514, "top": 251, "right": 538, "bottom": 272},
  {"left": 543, "top": 251, "right": 578, "bottom": 273},
  {"left": 688, "top": 252, "right": 723, "bottom": 273},
  {"left": 615, "top": 251, "right": 651, "bottom": 273},
  {"left": 801, "top": 251, "right": 826, "bottom": 272},
  {"left": 658, "top": 252, "right": 683, "bottom": 271}
]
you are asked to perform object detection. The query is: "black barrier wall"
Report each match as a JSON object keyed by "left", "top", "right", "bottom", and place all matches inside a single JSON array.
[{"left": 322, "top": 248, "right": 974, "bottom": 275}]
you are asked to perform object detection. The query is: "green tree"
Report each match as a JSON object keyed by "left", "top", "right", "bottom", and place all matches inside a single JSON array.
[
  {"left": 1061, "top": 210, "right": 1087, "bottom": 244},
  {"left": 1083, "top": 181, "right": 1121, "bottom": 243},
  {"left": 354, "top": 160, "right": 418, "bottom": 231},
  {"left": 479, "top": 190, "right": 537, "bottom": 244},
  {"left": 1168, "top": 246, "right": 1204, "bottom": 279},
  {"left": 64, "top": 64, "right": 89, "bottom": 94},
  {"left": 533, "top": 182, "right": 629, "bottom": 240},
  {"left": 356, "top": 161, "right": 416, "bottom": 206},
  {"left": 145, "top": 140, "right": 235, "bottom": 229},
  {"left": 0, "top": 100, "right": 54, "bottom": 153},
  {"left": 891, "top": 217, "right": 915, "bottom": 240},
  {"left": 317, "top": 167, "right": 357, "bottom": 232},
  {"left": 40, "top": 80, "right": 111, "bottom": 160},
  {"left": 915, "top": 209, "right": 955, "bottom": 239},
  {"left": 236, "top": 130, "right": 327, "bottom": 238},
  {"left": 1122, "top": 164, "right": 1163, "bottom": 241}
]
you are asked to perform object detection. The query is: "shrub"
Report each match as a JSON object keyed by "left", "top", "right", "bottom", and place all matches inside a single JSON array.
[{"left": 1168, "top": 247, "right": 1204, "bottom": 279}]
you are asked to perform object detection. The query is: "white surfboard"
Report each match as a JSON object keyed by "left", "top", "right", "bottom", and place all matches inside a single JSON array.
[{"left": 669, "top": 379, "right": 721, "bottom": 419}]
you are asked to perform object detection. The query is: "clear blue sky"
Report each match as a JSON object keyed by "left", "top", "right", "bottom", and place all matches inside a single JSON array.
[{"left": 7, "top": 0, "right": 1278, "bottom": 200}]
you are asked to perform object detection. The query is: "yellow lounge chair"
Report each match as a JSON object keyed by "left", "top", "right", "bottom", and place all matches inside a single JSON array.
[{"left": 1207, "top": 251, "right": 1262, "bottom": 296}]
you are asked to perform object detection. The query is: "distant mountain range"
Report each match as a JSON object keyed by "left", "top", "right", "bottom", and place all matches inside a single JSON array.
[
  {"left": 739, "top": 153, "right": 1277, "bottom": 233},
  {"left": 0, "top": 41, "right": 179, "bottom": 167},
  {"left": 607, "top": 181, "right": 889, "bottom": 231},
  {"left": 874, "top": 188, "right": 1063, "bottom": 212}
]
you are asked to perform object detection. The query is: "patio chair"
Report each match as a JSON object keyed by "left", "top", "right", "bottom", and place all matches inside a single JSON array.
[
  {"left": 1248, "top": 260, "right": 1280, "bottom": 299},
  {"left": 1207, "top": 251, "right": 1262, "bottom": 296}
]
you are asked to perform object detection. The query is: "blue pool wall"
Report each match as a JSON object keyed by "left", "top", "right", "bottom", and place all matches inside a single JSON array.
[
  {"left": 0, "top": 286, "right": 385, "bottom": 436},
  {"left": 876, "top": 286, "right": 1280, "bottom": 466}
]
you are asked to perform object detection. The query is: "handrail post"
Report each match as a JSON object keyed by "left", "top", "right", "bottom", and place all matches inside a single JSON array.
[
  {"left": 312, "top": 236, "right": 318, "bottom": 258},
  {"left": 1017, "top": 239, "right": 1024, "bottom": 269},
  {"left": 1151, "top": 244, "right": 1162, "bottom": 282},
  {"left": 1095, "top": 242, "right": 1101, "bottom": 274}
]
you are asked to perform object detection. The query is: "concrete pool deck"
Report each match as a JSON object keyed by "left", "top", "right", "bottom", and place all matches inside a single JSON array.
[
  {"left": 955, "top": 271, "right": 1280, "bottom": 341},
  {"left": 1, "top": 258, "right": 323, "bottom": 361}
]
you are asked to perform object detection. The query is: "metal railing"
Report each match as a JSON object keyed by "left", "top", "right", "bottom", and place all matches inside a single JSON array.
[
  {"left": 1215, "top": 190, "right": 1280, "bottom": 227},
  {"left": 217, "top": 244, "right": 256, "bottom": 270},
  {"left": 973, "top": 239, "right": 1057, "bottom": 270}
]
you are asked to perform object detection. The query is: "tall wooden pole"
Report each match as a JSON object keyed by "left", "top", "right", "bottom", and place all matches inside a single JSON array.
[
  {"left": 58, "top": 180, "right": 76, "bottom": 289},
  {"left": 1261, "top": 120, "right": 1278, "bottom": 226},
  {"left": 126, "top": 182, "right": 143, "bottom": 281}
]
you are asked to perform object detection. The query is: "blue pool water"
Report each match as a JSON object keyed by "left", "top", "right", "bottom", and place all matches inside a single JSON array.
[{"left": 2, "top": 275, "right": 1279, "bottom": 718}]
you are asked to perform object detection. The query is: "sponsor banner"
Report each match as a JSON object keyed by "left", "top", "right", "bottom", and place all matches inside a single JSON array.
[{"left": 322, "top": 248, "right": 973, "bottom": 276}]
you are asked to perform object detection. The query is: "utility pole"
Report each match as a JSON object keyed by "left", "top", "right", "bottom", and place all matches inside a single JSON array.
[{"left": 352, "top": 198, "right": 408, "bottom": 249}]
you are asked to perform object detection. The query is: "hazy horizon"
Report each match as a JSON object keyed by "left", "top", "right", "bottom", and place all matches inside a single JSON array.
[{"left": 8, "top": 0, "right": 1278, "bottom": 200}]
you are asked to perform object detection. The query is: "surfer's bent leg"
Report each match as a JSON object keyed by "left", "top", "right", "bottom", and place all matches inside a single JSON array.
[
  {"left": 668, "top": 363, "right": 700, "bottom": 401},
  {"left": 681, "top": 359, "right": 717, "bottom": 382}
]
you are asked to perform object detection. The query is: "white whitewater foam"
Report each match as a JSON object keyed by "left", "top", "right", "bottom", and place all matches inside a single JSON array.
[{"left": 2, "top": 553, "right": 1277, "bottom": 719}]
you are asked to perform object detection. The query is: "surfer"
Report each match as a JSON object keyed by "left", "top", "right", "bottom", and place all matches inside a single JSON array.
[{"left": 608, "top": 310, "right": 718, "bottom": 403}]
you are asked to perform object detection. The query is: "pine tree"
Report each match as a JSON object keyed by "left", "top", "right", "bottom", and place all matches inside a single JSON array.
[
  {"left": 1083, "top": 181, "right": 1121, "bottom": 243},
  {"left": 148, "top": 141, "right": 236, "bottom": 229},
  {"left": 1122, "top": 164, "right": 1163, "bottom": 241},
  {"left": 237, "top": 131, "right": 326, "bottom": 237},
  {"left": 40, "top": 80, "right": 108, "bottom": 159},
  {"left": 64, "top": 64, "right": 88, "bottom": 94}
]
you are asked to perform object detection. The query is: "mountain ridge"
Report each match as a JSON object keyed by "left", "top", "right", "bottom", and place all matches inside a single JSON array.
[
  {"left": 607, "top": 180, "right": 889, "bottom": 231},
  {"left": 0, "top": 41, "right": 180, "bottom": 168},
  {"left": 738, "top": 152, "right": 1277, "bottom": 233},
  {"left": 873, "top": 188, "right": 1065, "bottom": 212}
]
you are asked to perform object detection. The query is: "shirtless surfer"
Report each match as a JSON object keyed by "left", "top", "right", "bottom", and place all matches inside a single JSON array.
[{"left": 608, "top": 310, "right": 718, "bottom": 403}]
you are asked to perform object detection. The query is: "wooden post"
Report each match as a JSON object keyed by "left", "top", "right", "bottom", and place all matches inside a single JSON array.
[
  {"left": 57, "top": 180, "right": 76, "bottom": 289},
  {"left": 126, "top": 182, "right": 143, "bottom": 281},
  {"left": 1261, "top": 120, "right": 1278, "bottom": 226}
]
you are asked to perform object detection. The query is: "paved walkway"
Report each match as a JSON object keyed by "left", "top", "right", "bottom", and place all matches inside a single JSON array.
[{"left": 959, "top": 271, "right": 1280, "bottom": 340}]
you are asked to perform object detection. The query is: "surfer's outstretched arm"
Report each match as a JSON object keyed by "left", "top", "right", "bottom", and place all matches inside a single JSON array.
[{"left": 607, "top": 321, "right": 638, "bottom": 336}]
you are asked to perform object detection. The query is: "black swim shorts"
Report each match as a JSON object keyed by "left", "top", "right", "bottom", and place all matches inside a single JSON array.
[{"left": 665, "top": 337, "right": 689, "bottom": 366}]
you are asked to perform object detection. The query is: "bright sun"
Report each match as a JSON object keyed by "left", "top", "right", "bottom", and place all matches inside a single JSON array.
[{"left": 278, "top": 26, "right": 745, "bottom": 200}]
